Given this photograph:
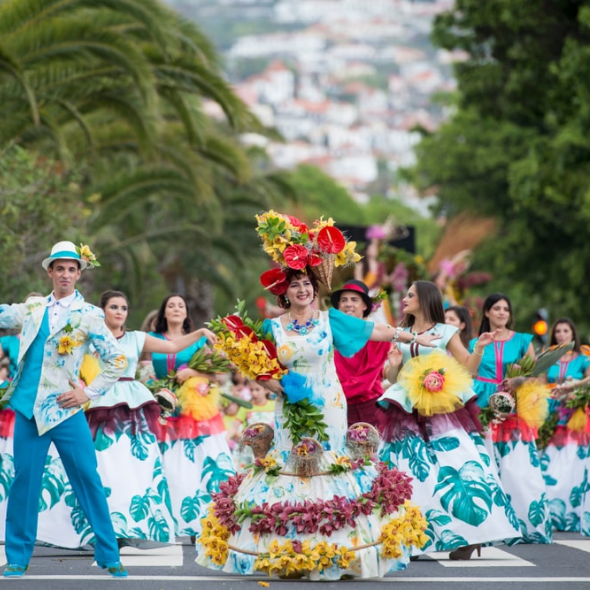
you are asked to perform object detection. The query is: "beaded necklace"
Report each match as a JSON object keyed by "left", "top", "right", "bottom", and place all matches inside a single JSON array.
[{"left": 286, "top": 311, "right": 319, "bottom": 335}]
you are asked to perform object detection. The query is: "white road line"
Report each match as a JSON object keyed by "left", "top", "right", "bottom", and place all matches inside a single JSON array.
[
  {"left": 11, "top": 575, "right": 590, "bottom": 582},
  {"left": 555, "top": 539, "right": 590, "bottom": 554},
  {"left": 424, "top": 547, "right": 534, "bottom": 568},
  {"left": 92, "top": 544, "right": 183, "bottom": 567}
]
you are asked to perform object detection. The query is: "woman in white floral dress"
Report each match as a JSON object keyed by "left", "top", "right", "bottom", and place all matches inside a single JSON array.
[
  {"left": 196, "top": 269, "right": 439, "bottom": 580},
  {"left": 379, "top": 281, "right": 521, "bottom": 559}
]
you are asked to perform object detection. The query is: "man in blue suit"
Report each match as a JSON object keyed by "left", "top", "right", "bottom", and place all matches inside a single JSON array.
[{"left": 0, "top": 241, "right": 129, "bottom": 578}]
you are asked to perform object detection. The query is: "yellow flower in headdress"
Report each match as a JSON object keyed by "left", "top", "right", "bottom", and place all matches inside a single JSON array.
[
  {"left": 515, "top": 378, "right": 550, "bottom": 429},
  {"left": 397, "top": 350, "right": 473, "bottom": 416}
]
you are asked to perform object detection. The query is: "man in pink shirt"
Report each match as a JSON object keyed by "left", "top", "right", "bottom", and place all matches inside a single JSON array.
[{"left": 332, "top": 280, "right": 395, "bottom": 432}]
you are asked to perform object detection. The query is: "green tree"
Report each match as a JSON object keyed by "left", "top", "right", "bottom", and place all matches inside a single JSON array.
[
  {"left": 0, "top": 145, "right": 87, "bottom": 300},
  {"left": 412, "top": 1, "right": 590, "bottom": 334}
]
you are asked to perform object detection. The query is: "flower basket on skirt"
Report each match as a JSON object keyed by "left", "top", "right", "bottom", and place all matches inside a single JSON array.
[
  {"left": 488, "top": 391, "right": 515, "bottom": 423},
  {"left": 242, "top": 422, "right": 274, "bottom": 459},
  {"left": 154, "top": 388, "right": 178, "bottom": 424},
  {"left": 346, "top": 422, "right": 380, "bottom": 460},
  {"left": 288, "top": 438, "right": 323, "bottom": 477}
]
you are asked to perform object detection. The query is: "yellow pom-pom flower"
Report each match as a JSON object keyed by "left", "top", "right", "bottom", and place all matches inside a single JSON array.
[
  {"left": 515, "top": 378, "right": 550, "bottom": 429},
  {"left": 397, "top": 350, "right": 473, "bottom": 416}
]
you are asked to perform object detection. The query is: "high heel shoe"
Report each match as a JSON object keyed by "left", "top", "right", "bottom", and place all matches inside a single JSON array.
[
  {"left": 448, "top": 544, "right": 481, "bottom": 560},
  {"left": 97, "top": 561, "right": 128, "bottom": 578}
]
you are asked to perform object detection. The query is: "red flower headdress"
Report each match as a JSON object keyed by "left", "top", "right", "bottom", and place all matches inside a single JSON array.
[{"left": 256, "top": 210, "right": 361, "bottom": 292}]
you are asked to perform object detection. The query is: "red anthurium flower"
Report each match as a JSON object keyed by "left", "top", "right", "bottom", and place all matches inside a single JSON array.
[
  {"left": 283, "top": 244, "right": 309, "bottom": 269},
  {"left": 307, "top": 250, "right": 323, "bottom": 267},
  {"left": 260, "top": 268, "right": 288, "bottom": 295},
  {"left": 317, "top": 226, "right": 345, "bottom": 254},
  {"left": 286, "top": 215, "right": 308, "bottom": 234},
  {"left": 235, "top": 325, "right": 257, "bottom": 341},
  {"left": 222, "top": 315, "right": 244, "bottom": 332}
]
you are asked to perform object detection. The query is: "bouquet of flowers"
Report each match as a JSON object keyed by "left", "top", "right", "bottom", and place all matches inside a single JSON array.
[
  {"left": 209, "top": 300, "right": 287, "bottom": 382},
  {"left": 256, "top": 210, "right": 360, "bottom": 291}
]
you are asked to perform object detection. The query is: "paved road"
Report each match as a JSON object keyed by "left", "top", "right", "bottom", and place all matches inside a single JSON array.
[{"left": 3, "top": 532, "right": 590, "bottom": 589}]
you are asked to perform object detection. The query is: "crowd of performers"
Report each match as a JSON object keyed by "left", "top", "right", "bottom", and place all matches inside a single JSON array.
[{"left": 0, "top": 225, "right": 589, "bottom": 580}]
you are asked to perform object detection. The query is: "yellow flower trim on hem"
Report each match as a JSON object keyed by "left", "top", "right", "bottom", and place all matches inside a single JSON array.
[
  {"left": 397, "top": 350, "right": 473, "bottom": 416},
  {"left": 199, "top": 507, "right": 230, "bottom": 567},
  {"left": 177, "top": 376, "right": 221, "bottom": 421},
  {"left": 198, "top": 502, "right": 428, "bottom": 575},
  {"left": 515, "top": 378, "right": 550, "bottom": 429},
  {"left": 380, "top": 502, "right": 429, "bottom": 559}
]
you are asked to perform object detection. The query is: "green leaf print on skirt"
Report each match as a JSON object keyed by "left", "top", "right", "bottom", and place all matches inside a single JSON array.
[
  {"left": 148, "top": 509, "right": 172, "bottom": 542},
  {"left": 39, "top": 456, "right": 67, "bottom": 511},
  {"left": 405, "top": 437, "right": 431, "bottom": 482},
  {"left": 203, "top": 454, "right": 235, "bottom": 494},
  {"left": 527, "top": 493, "right": 548, "bottom": 527},
  {"left": 435, "top": 529, "right": 469, "bottom": 551},
  {"left": 549, "top": 498, "right": 566, "bottom": 530},
  {"left": 434, "top": 461, "right": 493, "bottom": 526},
  {"left": 181, "top": 490, "right": 210, "bottom": 524},
  {"left": 527, "top": 441, "right": 540, "bottom": 468},
  {"left": 0, "top": 453, "right": 14, "bottom": 500},
  {"left": 64, "top": 485, "right": 93, "bottom": 545},
  {"left": 430, "top": 437, "right": 461, "bottom": 453}
]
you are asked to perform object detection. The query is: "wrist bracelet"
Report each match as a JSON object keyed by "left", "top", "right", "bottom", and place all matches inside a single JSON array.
[
  {"left": 473, "top": 346, "right": 484, "bottom": 356},
  {"left": 410, "top": 330, "right": 417, "bottom": 344},
  {"left": 390, "top": 326, "right": 400, "bottom": 342}
]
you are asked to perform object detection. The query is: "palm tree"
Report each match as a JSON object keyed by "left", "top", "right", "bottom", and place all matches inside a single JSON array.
[{"left": 0, "top": 0, "right": 293, "bottom": 320}]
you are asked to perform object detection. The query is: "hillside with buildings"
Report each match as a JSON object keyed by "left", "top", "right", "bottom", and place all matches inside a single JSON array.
[{"left": 166, "top": 0, "right": 460, "bottom": 211}]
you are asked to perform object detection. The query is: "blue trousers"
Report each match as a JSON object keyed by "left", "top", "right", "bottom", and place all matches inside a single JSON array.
[{"left": 6, "top": 411, "right": 120, "bottom": 566}]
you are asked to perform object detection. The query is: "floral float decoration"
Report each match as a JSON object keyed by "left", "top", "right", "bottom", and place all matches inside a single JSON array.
[
  {"left": 397, "top": 350, "right": 473, "bottom": 417},
  {"left": 256, "top": 210, "right": 361, "bottom": 291}
]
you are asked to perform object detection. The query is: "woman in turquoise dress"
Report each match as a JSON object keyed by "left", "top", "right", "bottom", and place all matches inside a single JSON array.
[
  {"left": 379, "top": 281, "right": 520, "bottom": 560},
  {"left": 470, "top": 293, "right": 551, "bottom": 544},
  {"left": 538, "top": 318, "right": 590, "bottom": 533},
  {"left": 196, "top": 269, "right": 438, "bottom": 579},
  {"left": 34, "top": 290, "right": 216, "bottom": 548},
  {"left": 149, "top": 294, "right": 234, "bottom": 539}
]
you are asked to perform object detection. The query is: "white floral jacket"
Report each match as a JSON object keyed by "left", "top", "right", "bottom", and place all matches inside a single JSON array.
[{"left": 0, "top": 291, "right": 127, "bottom": 435}]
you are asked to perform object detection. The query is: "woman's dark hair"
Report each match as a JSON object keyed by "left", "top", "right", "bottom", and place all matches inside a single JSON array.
[
  {"left": 549, "top": 317, "right": 581, "bottom": 352},
  {"left": 99, "top": 290, "right": 128, "bottom": 310},
  {"left": 401, "top": 280, "right": 445, "bottom": 328},
  {"left": 277, "top": 268, "right": 320, "bottom": 309},
  {"left": 446, "top": 305, "right": 473, "bottom": 348},
  {"left": 478, "top": 293, "right": 513, "bottom": 335},
  {"left": 154, "top": 293, "right": 194, "bottom": 334}
]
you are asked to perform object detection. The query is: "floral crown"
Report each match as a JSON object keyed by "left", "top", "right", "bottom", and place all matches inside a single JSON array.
[{"left": 256, "top": 210, "right": 360, "bottom": 293}]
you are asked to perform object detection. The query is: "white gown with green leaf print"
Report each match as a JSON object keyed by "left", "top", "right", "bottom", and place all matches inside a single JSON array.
[
  {"left": 378, "top": 323, "right": 521, "bottom": 553},
  {"left": 35, "top": 331, "right": 176, "bottom": 548},
  {"left": 196, "top": 309, "right": 427, "bottom": 580}
]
